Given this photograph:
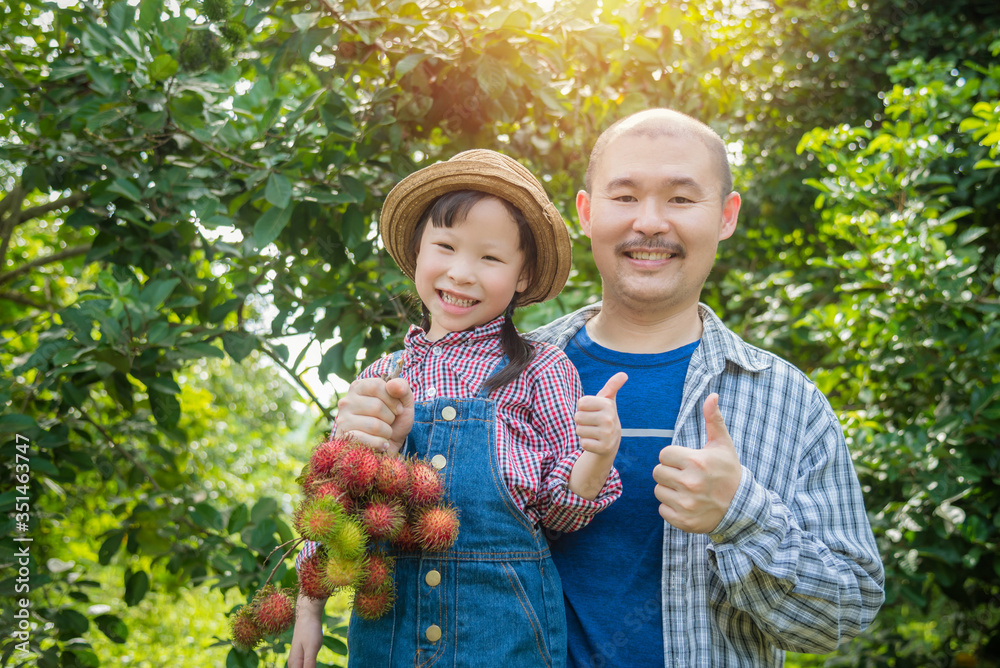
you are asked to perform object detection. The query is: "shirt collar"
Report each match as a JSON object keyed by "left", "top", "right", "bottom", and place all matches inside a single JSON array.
[
  {"left": 406, "top": 314, "right": 506, "bottom": 352},
  {"left": 696, "top": 303, "right": 771, "bottom": 374}
]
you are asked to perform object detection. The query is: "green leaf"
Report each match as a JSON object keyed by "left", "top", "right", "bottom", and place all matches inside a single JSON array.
[
  {"left": 148, "top": 54, "right": 178, "bottom": 81},
  {"left": 0, "top": 414, "right": 38, "bottom": 434},
  {"left": 227, "top": 503, "right": 250, "bottom": 534},
  {"left": 476, "top": 57, "right": 507, "bottom": 98},
  {"left": 54, "top": 609, "right": 90, "bottom": 636},
  {"left": 191, "top": 502, "right": 224, "bottom": 531},
  {"left": 322, "top": 634, "right": 348, "bottom": 655},
  {"left": 98, "top": 530, "right": 125, "bottom": 565},
  {"left": 338, "top": 174, "right": 367, "bottom": 203},
  {"left": 264, "top": 173, "right": 292, "bottom": 208},
  {"left": 95, "top": 614, "right": 129, "bottom": 644},
  {"left": 341, "top": 204, "right": 366, "bottom": 247},
  {"left": 140, "top": 278, "right": 180, "bottom": 309},
  {"left": 253, "top": 205, "right": 293, "bottom": 247},
  {"left": 226, "top": 647, "right": 260, "bottom": 668},
  {"left": 148, "top": 387, "right": 181, "bottom": 429},
  {"left": 138, "top": 0, "right": 164, "bottom": 30},
  {"left": 222, "top": 332, "right": 257, "bottom": 362},
  {"left": 86, "top": 107, "right": 127, "bottom": 130},
  {"left": 124, "top": 570, "right": 150, "bottom": 606},
  {"left": 107, "top": 178, "right": 144, "bottom": 203},
  {"left": 250, "top": 497, "right": 278, "bottom": 524},
  {"left": 396, "top": 54, "right": 426, "bottom": 77}
]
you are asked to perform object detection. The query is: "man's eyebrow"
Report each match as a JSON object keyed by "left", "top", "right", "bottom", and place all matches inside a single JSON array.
[{"left": 604, "top": 175, "right": 709, "bottom": 197}]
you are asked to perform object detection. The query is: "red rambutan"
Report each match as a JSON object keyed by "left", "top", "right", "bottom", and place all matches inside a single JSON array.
[
  {"left": 335, "top": 443, "right": 381, "bottom": 495},
  {"left": 360, "top": 498, "right": 406, "bottom": 541},
  {"left": 407, "top": 458, "right": 444, "bottom": 507},
  {"left": 297, "top": 550, "right": 334, "bottom": 600},
  {"left": 310, "top": 437, "right": 352, "bottom": 477},
  {"left": 230, "top": 605, "right": 265, "bottom": 652},
  {"left": 373, "top": 455, "right": 409, "bottom": 498},
  {"left": 314, "top": 480, "right": 353, "bottom": 513},
  {"left": 414, "top": 504, "right": 460, "bottom": 552},
  {"left": 353, "top": 585, "right": 396, "bottom": 620},
  {"left": 393, "top": 520, "right": 421, "bottom": 551},
  {"left": 361, "top": 551, "right": 395, "bottom": 592},
  {"left": 250, "top": 585, "right": 296, "bottom": 636},
  {"left": 296, "top": 462, "right": 319, "bottom": 497}
]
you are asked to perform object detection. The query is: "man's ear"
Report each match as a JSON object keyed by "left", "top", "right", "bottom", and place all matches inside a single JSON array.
[
  {"left": 719, "top": 191, "right": 741, "bottom": 241},
  {"left": 576, "top": 190, "right": 593, "bottom": 238}
]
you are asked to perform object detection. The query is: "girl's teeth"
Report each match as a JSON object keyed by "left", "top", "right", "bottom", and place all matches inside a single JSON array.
[{"left": 441, "top": 292, "right": 476, "bottom": 307}]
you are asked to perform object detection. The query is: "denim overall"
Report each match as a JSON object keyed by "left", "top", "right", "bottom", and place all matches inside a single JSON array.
[{"left": 348, "top": 355, "right": 567, "bottom": 667}]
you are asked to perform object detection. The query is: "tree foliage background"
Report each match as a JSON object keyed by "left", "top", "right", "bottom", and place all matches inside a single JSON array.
[{"left": 1, "top": 0, "right": 998, "bottom": 665}]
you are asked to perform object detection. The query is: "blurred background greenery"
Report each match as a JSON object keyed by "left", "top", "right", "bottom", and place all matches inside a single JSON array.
[{"left": 1, "top": 0, "right": 998, "bottom": 665}]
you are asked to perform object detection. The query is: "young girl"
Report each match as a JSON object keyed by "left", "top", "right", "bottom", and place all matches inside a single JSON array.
[{"left": 289, "top": 149, "right": 625, "bottom": 668}]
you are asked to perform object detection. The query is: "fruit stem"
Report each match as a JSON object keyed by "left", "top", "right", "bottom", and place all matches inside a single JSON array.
[{"left": 260, "top": 536, "right": 306, "bottom": 589}]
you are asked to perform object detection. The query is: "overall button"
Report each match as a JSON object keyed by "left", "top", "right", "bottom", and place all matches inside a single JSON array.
[
  {"left": 425, "top": 570, "right": 441, "bottom": 587},
  {"left": 430, "top": 454, "right": 447, "bottom": 470},
  {"left": 441, "top": 406, "right": 456, "bottom": 421},
  {"left": 426, "top": 624, "right": 442, "bottom": 642}
]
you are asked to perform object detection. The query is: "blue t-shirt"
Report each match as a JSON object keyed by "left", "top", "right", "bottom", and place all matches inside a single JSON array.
[{"left": 550, "top": 324, "right": 698, "bottom": 668}]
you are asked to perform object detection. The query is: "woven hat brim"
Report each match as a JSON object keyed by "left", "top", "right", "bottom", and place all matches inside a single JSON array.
[{"left": 379, "top": 161, "right": 571, "bottom": 306}]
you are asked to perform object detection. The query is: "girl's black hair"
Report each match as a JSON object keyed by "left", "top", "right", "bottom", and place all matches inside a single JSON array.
[{"left": 411, "top": 190, "right": 538, "bottom": 394}]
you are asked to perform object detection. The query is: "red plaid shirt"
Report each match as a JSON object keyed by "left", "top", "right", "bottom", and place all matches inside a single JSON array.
[{"left": 297, "top": 316, "right": 621, "bottom": 567}]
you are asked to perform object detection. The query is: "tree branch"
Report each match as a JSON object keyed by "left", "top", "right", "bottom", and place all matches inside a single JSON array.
[
  {"left": 259, "top": 341, "right": 336, "bottom": 423},
  {"left": 0, "top": 290, "right": 50, "bottom": 310},
  {"left": 176, "top": 129, "right": 262, "bottom": 171},
  {"left": 0, "top": 187, "right": 27, "bottom": 264},
  {"left": 0, "top": 244, "right": 90, "bottom": 286},
  {"left": 79, "top": 409, "right": 163, "bottom": 491},
  {"left": 15, "top": 191, "right": 87, "bottom": 224}
]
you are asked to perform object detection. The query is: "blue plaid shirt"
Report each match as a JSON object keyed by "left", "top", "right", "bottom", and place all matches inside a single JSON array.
[{"left": 529, "top": 302, "right": 885, "bottom": 667}]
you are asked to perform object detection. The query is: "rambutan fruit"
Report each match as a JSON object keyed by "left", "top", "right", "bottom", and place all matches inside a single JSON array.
[
  {"left": 360, "top": 498, "right": 406, "bottom": 541},
  {"left": 310, "top": 437, "right": 352, "bottom": 478},
  {"left": 297, "top": 462, "right": 319, "bottom": 497},
  {"left": 250, "top": 585, "right": 296, "bottom": 636},
  {"left": 361, "top": 551, "right": 395, "bottom": 593},
  {"left": 323, "top": 553, "right": 366, "bottom": 589},
  {"left": 314, "top": 480, "right": 353, "bottom": 513},
  {"left": 328, "top": 515, "right": 368, "bottom": 560},
  {"left": 407, "top": 459, "right": 444, "bottom": 507},
  {"left": 335, "top": 443, "right": 381, "bottom": 495},
  {"left": 414, "top": 505, "right": 460, "bottom": 552},
  {"left": 230, "top": 605, "right": 264, "bottom": 652},
  {"left": 294, "top": 496, "right": 343, "bottom": 544},
  {"left": 374, "top": 455, "right": 409, "bottom": 498},
  {"left": 297, "top": 550, "right": 334, "bottom": 600},
  {"left": 353, "top": 585, "right": 396, "bottom": 620},
  {"left": 203, "top": 0, "right": 231, "bottom": 22},
  {"left": 393, "top": 520, "right": 421, "bottom": 551}
]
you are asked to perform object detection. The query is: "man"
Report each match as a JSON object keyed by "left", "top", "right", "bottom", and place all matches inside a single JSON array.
[{"left": 302, "top": 109, "right": 884, "bottom": 667}]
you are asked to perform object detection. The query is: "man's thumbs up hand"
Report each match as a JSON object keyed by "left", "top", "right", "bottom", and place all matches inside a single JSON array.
[
  {"left": 652, "top": 393, "right": 742, "bottom": 534},
  {"left": 574, "top": 372, "right": 628, "bottom": 457}
]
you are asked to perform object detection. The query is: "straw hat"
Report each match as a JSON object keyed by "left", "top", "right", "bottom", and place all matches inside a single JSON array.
[{"left": 379, "top": 149, "right": 571, "bottom": 306}]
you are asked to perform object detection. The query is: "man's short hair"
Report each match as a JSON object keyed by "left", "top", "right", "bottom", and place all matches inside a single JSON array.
[{"left": 584, "top": 109, "right": 733, "bottom": 201}]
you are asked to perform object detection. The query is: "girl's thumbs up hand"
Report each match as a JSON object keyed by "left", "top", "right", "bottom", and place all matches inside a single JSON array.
[
  {"left": 652, "top": 393, "right": 742, "bottom": 534},
  {"left": 574, "top": 372, "right": 628, "bottom": 457}
]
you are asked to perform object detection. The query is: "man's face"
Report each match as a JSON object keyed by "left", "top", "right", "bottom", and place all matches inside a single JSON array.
[{"left": 578, "top": 131, "right": 740, "bottom": 314}]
